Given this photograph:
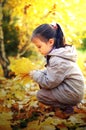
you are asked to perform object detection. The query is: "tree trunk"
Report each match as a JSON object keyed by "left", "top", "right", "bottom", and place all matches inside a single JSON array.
[{"left": 0, "top": 1, "right": 12, "bottom": 78}]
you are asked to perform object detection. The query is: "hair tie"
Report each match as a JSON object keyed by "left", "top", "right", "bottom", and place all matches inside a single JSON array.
[{"left": 50, "top": 22, "right": 58, "bottom": 30}]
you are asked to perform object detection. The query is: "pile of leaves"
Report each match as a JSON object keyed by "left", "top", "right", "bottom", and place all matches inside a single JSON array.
[{"left": 0, "top": 76, "right": 86, "bottom": 130}]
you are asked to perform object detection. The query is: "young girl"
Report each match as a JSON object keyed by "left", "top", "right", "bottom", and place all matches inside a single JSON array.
[{"left": 30, "top": 23, "right": 85, "bottom": 112}]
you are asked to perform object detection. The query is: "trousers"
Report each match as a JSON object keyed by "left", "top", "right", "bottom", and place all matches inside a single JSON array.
[{"left": 37, "top": 88, "right": 67, "bottom": 108}]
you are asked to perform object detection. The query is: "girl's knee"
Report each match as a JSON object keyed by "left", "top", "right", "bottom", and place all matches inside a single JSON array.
[
  {"left": 36, "top": 90, "right": 40, "bottom": 100},
  {"left": 36, "top": 89, "right": 50, "bottom": 103},
  {"left": 37, "top": 89, "right": 43, "bottom": 101}
]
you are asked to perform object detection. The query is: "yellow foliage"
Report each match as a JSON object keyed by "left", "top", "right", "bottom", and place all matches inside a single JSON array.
[
  {"left": 77, "top": 51, "right": 86, "bottom": 81},
  {"left": 0, "top": 112, "right": 12, "bottom": 127},
  {"left": 0, "top": 65, "right": 3, "bottom": 77},
  {"left": 77, "top": 58, "right": 85, "bottom": 71},
  {"left": 4, "top": 0, "right": 86, "bottom": 48},
  {"left": 10, "top": 57, "right": 35, "bottom": 75}
]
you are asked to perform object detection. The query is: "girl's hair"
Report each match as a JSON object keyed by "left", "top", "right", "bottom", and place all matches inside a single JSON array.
[{"left": 31, "top": 23, "right": 66, "bottom": 49}]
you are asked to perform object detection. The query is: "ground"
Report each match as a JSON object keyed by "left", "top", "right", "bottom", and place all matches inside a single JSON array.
[{"left": 0, "top": 77, "right": 86, "bottom": 130}]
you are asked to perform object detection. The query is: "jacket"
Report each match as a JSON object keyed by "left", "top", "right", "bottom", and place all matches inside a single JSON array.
[{"left": 31, "top": 46, "right": 85, "bottom": 104}]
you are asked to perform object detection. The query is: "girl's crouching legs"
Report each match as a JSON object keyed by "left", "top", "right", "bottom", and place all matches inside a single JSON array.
[
  {"left": 36, "top": 89, "right": 75, "bottom": 119},
  {"left": 36, "top": 89, "right": 61, "bottom": 107}
]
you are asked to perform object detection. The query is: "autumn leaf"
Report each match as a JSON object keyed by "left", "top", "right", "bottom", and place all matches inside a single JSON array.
[
  {"left": 10, "top": 57, "right": 35, "bottom": 75},
  {"left": 0, "top": 112, "right": 13, "bottom": 127},
  {"left": 40, "top": 125, "right": 55, "bottom": 130}
]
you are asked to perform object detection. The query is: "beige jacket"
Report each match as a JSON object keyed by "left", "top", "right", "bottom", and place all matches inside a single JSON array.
[{"left": 31, "top": 46, "right": 85, "bottom": 104}]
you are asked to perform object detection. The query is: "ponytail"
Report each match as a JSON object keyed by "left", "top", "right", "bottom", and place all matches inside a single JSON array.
[{"left": 51, "top": 23, "right": 65, "bottom": 48}]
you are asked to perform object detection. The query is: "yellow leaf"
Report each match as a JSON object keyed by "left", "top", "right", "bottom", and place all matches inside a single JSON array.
[
  {"left": 14, "top": 91, "right": 25, "bottom": 100},
  {"left": 26, "top": 120, "right": 40, "bottom": 130},
  {"left": 0, "top": 112, "right": 12, "bottom": 126},
  {"left": 10, "top": 57, "right": 35, "bottom": 75},
  {"left": 40, "top": 125, "right": 55, "bottom": 130}
]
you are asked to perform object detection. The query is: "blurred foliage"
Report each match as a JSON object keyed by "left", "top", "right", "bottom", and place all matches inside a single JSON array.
[
  {"left": 3, "top": 0, "right": 86, "bottom": 52},
  {"left": 81, "top": 38, "right": 86, "bottom": 51},
  {"left": 77, "top": 50, "right": 86, "bottom": 80},
  {"left": 2, "top": 10, "right": 19, "bottom": 56}
]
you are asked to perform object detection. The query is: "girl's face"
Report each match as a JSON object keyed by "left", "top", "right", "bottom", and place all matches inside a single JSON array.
[{"left": 32, "top": 37, "right": 54, "bottom": 56}]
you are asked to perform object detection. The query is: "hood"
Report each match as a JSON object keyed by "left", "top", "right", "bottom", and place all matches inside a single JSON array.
[{"left": 48, "top": 46, "right": 77, "bottom": 62}]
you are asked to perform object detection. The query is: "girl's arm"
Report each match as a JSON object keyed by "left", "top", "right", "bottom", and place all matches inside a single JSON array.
[{"left": 30, "top": 59, "right": 66, "bottom": 89}]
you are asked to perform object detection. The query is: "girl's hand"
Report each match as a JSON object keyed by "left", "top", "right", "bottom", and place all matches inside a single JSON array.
[{"left": 29, "top": 70, "right": 37, "bottom": 78}]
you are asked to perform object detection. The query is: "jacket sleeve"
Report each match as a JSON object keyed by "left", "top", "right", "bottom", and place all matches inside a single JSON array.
[{"left": 31, "top": 57, "right": 66, "bottom": 89}]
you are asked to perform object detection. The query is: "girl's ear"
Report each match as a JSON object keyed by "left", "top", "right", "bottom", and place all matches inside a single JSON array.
[{"left": 48, "top": 38, "right": 54, "bottom": 46}]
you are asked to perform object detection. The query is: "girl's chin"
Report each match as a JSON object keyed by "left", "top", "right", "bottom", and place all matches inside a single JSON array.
[
  {"left": 40, "top": 51, "right": 48, "bottom": 56},
  {"left": 40, "top": 52, "right": 46, "bottom": 56},
  {"left": 41, "top": 53, "right": 47, "bottom": 56}
]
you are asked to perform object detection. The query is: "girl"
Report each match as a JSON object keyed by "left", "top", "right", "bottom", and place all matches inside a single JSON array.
[{"left": 30, "top": 23, "right": 85, "bottom": 112}]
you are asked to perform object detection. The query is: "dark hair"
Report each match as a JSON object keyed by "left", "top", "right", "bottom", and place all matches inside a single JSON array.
[{"left": 31, "top": 23, "right": 65, "bottom": 49}]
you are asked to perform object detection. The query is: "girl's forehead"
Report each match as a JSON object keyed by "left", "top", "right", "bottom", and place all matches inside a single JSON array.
[
  {"left": 32, "top": 37, "right": 40, "bottom": 43},
  {"left": 32, "top": 37, "right": 43, "bottom": 46}
]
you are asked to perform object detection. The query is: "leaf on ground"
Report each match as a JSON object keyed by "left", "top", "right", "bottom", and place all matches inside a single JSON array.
[
  {"left": 67, "top": 113, "right": 86, "bottom": 127},
  {"left": 0, "top": 112, "right": 13, "bottom": 126},
  {"left": 40, "top": 125, "right": 56, "bottom": 130}
]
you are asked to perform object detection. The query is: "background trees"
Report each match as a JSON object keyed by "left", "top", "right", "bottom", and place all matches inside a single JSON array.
[
  {"left": 0, "top": 0, "right": 11, "bottom": 78},
  {"left": 0, "top": 0, "right": 86, "bottom": 78}
]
